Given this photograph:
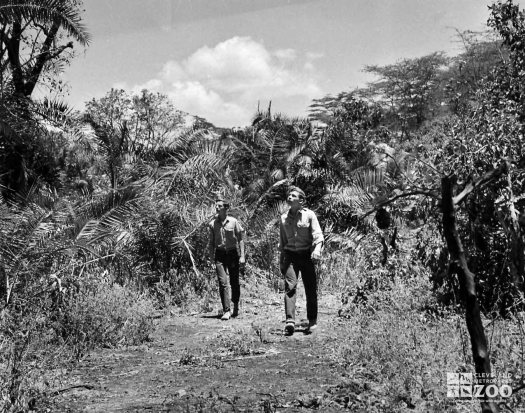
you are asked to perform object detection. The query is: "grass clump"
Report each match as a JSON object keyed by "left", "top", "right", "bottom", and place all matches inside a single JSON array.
[
  {"left": 56, "top": 281, "right": 156, "bottom": 357},
  {"left": 0, "top": 280, "right": 156, "bottom": 411},
  {"left": 330, "top": 245, "right": 525, "bottom": 411}
]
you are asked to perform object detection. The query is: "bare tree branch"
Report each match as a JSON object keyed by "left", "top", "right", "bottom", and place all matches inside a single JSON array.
[
  {"left": 453, "top": 161, "right": 508, "bottom": 205},
  {"left": 361, "top": 189, "right": 440, "bottom": 218}
]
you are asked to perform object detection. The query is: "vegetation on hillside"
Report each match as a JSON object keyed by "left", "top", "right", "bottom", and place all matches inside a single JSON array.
[{"left": 2, "top": 0, "right": 525, "bottom": 411}]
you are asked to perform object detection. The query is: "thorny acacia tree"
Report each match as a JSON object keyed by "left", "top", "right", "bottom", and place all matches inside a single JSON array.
[{"left": 362, "top": 52, "right": 449, "bottom": 134}]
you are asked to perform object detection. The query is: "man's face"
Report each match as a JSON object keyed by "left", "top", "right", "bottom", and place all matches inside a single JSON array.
[
  {"left": 286, "top": 191, "right": 303, "bottom": 208},
  {"left": 215, "top": 201, "right": 228, "bottom": 212}
]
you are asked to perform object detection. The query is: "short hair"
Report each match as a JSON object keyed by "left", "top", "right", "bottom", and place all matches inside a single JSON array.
[
  {"left": 287, "top": 186, "right": 306, "bottom": 200},
  {"left": 215, "top": 197, "right": 230, "bottom": 208}
]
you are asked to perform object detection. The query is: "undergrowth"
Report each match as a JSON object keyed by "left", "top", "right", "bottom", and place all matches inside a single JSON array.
[
  {"left": 331, "top": 238, "right": 525, "bottom": 412},
  {"left": 0, "top": 279, "right": 157, "bottom": 412}
]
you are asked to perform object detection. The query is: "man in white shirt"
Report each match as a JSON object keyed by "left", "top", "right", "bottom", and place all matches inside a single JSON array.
[{"left": 279, "top": 187, "right": 324, "bottom": 335}]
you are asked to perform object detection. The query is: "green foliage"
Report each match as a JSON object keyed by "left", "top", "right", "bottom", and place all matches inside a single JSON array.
[
  {"left": 310, "top": 91, "right": 382, "bottom": 129},
  {"left": 0, "top": 96, "right": 69, "bottom": 192},
  {"left": 0, "top": 0, "right": 90, "bottom": 97},
  {"left": 228, "top": 111, "right": 314, "bottom": 204},
  {"left": 0, "top": 0, "right": 90, "bottom": 45},
  {"left": 131, "top": 204, "right": 213, "bottom": 304},
  {"left": 363, "top": 52, "right": 449, "bottom": 133},
  {"left": 85, "top": 89, "right": 185, "bottom": 161},
  {"left": 321, "top": 169, "right": 387, "bottom": 233},
  {"left": 245, "top": 201, "right": 285, "bottom": 287},
  {"left": 337, "top": 305, "right": 467, "bottom": 412},
  {"left": 442, "top": 30, "right": 502, "bottom": 115},
  {"left": 334, "top": 241, "right": 474, "bottom": 411},
  {"left": 309, "top": 93, "right": 381, "bottom": 174},
  {"left": 0, "top": 278, "right": 155, "bottom": 411},
  {"left": 415, "top": 0, "right": 525, "bottom": 314},
  {"left": 488, "top": 0, "right": 525, "bottom": 123},
  {"left": 55, "top": 281, "right": 155, "bottom": 357},
  {"left": 134, "top": 211, "right": 184, "bottom": 277},
  {"left": 336, "top": 264, "right": 525, "bottom": 411},
  {"left": 5, "top": 1, "right": 525, "bottom": 409}
]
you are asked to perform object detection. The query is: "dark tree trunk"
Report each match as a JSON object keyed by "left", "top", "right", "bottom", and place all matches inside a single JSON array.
[
  {"left": 5, "top": 18, "right": 71, "bottom": 97},
  {"left": 0, "top": 264, "right": 7, "bottom": 306},
  {"left": 509, "top": 230, "right": 524, "bottom": 295},
  {"left": 502, "top": 167, "right": 524, "bottom": 296},
  {"left": 441, "top": 176, "right": 499, "bottom": 413}
]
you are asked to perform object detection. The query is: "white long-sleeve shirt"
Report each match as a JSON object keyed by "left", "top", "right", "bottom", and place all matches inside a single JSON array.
[{"left": 279, "top": 208, "right": 324, "bottom": 252}]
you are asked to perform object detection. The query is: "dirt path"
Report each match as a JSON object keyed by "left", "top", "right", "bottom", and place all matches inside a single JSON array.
[{"left": 46, "top": 289, "right": 360, "bottom": 412}]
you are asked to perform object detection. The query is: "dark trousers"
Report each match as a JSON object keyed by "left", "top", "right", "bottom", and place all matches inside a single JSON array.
[
  {"left": 280, "top": 250, "right": 318, "bottom": 324},
  {"left": 214, "top": 249, "right": 240, "bottom": 313}
]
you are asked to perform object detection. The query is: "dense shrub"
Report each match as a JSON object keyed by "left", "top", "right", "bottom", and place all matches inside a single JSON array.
[{"left": 54, "top": 281, "right": 155, "bottom": 358}]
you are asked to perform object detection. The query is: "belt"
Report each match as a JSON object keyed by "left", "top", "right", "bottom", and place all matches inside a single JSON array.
[{"left": 283, "top": 248, "right": 310, "bottom": 253}]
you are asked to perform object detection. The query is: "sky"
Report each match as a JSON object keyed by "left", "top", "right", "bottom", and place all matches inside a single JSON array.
[{"left": 60, "top": 0, "right": 518, "bottom": 128}]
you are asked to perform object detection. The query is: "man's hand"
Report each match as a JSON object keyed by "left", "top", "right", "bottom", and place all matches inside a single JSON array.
[
  {"left": 311, "top": 249, "right": 322, "bottom": 261},
  {"left": 239, "top": 256, "right": 246, "bottom": 276}
]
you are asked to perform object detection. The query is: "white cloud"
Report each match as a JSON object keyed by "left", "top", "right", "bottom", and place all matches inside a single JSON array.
[
  {"left": 166, "top": 81, "right": 250, "bottom": 128},
  {"left": 305, "top": 51, "right": 324, "bottom": 60},
  {"left": 160, "top": 61, "right": 188, "bottom": 82},
  {"left": 125, "top": 36, "right": 322, "bottom": 127},
  {"left": 274, "top": 48, "right": 298, "bottom": 62},
  {"left": 304, "top": 62, "right": 315, "bottom": 72}
]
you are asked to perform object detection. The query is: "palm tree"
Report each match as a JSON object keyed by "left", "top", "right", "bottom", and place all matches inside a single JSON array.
[
  {"left": 0, "top": 180, "right": 146, "bottom": 307},
  {"left": 228, "top": 109, "right": 314, "bottom": 206}
]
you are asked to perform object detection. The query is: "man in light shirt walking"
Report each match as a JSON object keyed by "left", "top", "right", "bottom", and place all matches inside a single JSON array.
[
  {"left": 208, "top": 198, "right": 246, "bottom": 320},
  {"left": 279, "top": 186, "right": 324, "bottom": 335}
]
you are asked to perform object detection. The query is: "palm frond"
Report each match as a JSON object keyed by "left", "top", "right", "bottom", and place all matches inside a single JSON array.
[
  {"left": 35, "top": 97, "right": 75, "bottom": 128},
  {"left": 248, "top": 201, "right": 288, "bottom": 234},
  {"left": 0, "top": 189, "right": 61, "bottom": 270},
  {"left": 248, "top": 178, "right": 288, "bottom": 210},
  {"left": 160, "top": 135, "right": 232, "bottom": 195},
  {"left": 173, "top": 152, "right": 230, "bottom": 175},
  {"left": 285, "top": 143, "right": 307, "bottom": 165},
  {"left": 324, "top": 183, "right": 373, "bottom": 214},
  {"left": 190, "top": 204, "right": 216, "bottom": 226},
  {"left": 0, "top": 0, "right": 91, "bottom": 45},
  {"left": 351, "top": 168, "right": 385, "bottom": 194},
  {"left": 323, "top": 223, "right": 365, "bottom": 251},
  {"left": 0, "top": 244, "right": 18, "bottom": 269},
  {"left": 73, "top": 186, "right": 144, "bottom": 246}
]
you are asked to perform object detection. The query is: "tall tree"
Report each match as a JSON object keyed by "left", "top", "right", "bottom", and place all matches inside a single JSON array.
[
  {"left": 442, "top": 30, "right": 502, "bottom": 115},
  {"left": 85, "top": 89, "right": 185, "bottom": 160},
  {"left": 363, "top": 52, "right": 449, "bottom": 134},
  {"left": 0, "top": 0, "right": 90, "bottom": 97},
  {"left": 0, "top": 0, "right": 90, "bottom": 193}
]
